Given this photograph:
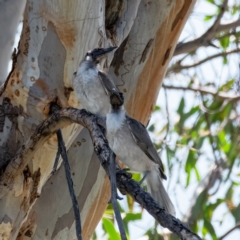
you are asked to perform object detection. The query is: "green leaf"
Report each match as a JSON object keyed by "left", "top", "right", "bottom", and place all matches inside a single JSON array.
[
  {"left": 231, "top": 204, "right": 240, "bottom": 222},
  {"left": 218, "top": 131, "right": 231, "bottom": 153},
  {"left": 191, "top": 190, "right": 208, "bottom": 220},
  {"left": 204, "top": 220, "right": 218, "bottom": 240},
  {"left": 223, "top": 55, "right": 228, "bottom": 64},
  {"left": 157, "top": 124, "right": 168, "bottom": 136},
  {"left": 148, "top": 124, "right": 155, "bottom": 132},
  {"left": 131, "top": 173, "right": 142, "bottom": 182},
  {"left": 126, "top": 195, "right": 135, "bottom": 213},
  {"left": 185, "top": 150, "right": 198, "bottom": 186},
  {"left": 204, "top": 15, "right": 214, "bottom": 21},
  {"left": 102, "top": 218, "right": 121, "bottom": 240},
  {"left": 226, "top": 184, "right": 234, "bottom": 201},
  {"left": 193, "top": 166, "right": 200, "bottom": 182},
  {"left": 92, "top": 231, "right": 97, "bottom": 240},
  {"left": 184, "top": 105, "right": 200, "bottom": 120},
  {"left": 177, "top": 97, "right": 185, "bottom": 115},
  {"left": 176, "top": 99, "right": 200, "bottom": 133},
  {"left": 123, "top": 213, "right": 142, "bottom": 236},
  {"left": 154, "top": 105, "right": 161, "bottom": 111},
  {"left": 204, "top": 199, "right": 225, "bottom": 219},
  {"left": 123, "top": 213, "right": 142, "bottom": 222},
  {"left": 219, "top": 79, "right": 235, "bottom": 92},
  {"left": 231, "top": 5, "right": 240, "bottom": 15},
  {"left": 195, "top": 136, "right": 205, "bottom": 149},
  {"left": 206, "top": 0, "right": 215, "bottom": 4},
  {"left": 219, "top": 37, "right": 230, "bottom": 50}
]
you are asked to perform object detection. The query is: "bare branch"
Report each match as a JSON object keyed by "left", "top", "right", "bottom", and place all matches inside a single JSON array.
[
  {"left": 169, "top": 48, "right": 240, "bottom": 73},
  {"left": 218, "top": 19, "right": 240, "bottom": 33},
  {"left": 0, "top": 108, "right": 201, "bottom": 240},
  {"left": 56, "top": 129, "right": 82, "bottom": 240},
  {"left": 173, "top": 1, "right": 240, "bottom": 56},
  {"left": 162, "top": 84, "right": 240, "bottom": 102},
  {"left": 109, "top": 152, "right": 127, "bottom": 240},
  {"left": 206, "top": 0, "right": 228, "bottom": 33},
  {"left": 219, "top": 222, "right": 240, "bottom": 240}
]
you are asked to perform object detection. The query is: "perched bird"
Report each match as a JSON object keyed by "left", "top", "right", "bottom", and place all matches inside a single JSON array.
[
  {"left": 73, "top": 47, "right": 119, "bottom": 116},
  {"left": 106, "top": 92, "right": 175, "bottom": 216}
]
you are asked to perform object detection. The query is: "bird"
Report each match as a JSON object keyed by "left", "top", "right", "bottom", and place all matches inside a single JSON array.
[
  {"left": 106, "top": 92, "right": 176, "bottom": 216},
  {"left": 73, "top": 47, "right": 119, "bottom": 117}
]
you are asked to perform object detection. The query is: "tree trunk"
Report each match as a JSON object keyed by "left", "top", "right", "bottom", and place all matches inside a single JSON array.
[{"left": 0, "top": 0, "right": 196, "bottom": 239}]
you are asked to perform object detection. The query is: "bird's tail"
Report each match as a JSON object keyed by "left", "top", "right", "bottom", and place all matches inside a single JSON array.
[{"left": 146, "top": 168, "right": 175, "bottom": 216}]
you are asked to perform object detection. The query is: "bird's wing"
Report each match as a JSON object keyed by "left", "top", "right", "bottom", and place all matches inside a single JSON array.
[
  {"left": 98, "top": 71, "right": 118, "bottom": 95},
  {"left": 126, "top": 115, "right": 167, "bottom": 179}
]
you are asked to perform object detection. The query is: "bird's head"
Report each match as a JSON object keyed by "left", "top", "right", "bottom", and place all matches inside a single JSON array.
[{"left": 85, "top": 46, "right": 117, "bottom": 64}]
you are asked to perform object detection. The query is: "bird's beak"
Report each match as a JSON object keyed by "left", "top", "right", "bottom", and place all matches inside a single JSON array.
[{"left": 92, "top": 46, "right": 117, "bottom": 58}]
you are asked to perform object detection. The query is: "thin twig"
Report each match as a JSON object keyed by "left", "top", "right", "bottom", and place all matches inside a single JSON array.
[
  {"left": 206, "top": 0, "right": 228, "bottom": 34},
  {"left": 174, "top": 0, "right": 240, "bottom": 56},
  {"left": 162, "top": 88, "right": 170, "bottom": 142},
  {"left": 217, "top": 19, "right": 240, "bottom": 32},
  {"left": 169, "top": 48, "right": 240, "bottom": 73},
  {"left": 201, "top": 96, "right": 219, "bottom": 166},
  {"left": 219, "top": 222, "right": 240, "bottom": 240},
  {"left": 200, "top": 99, "right": 229, "bottom": 114},
  {"left": 162, "top": 84, "right": 240, "bottom": 102},
  {"left": 108, "top": 152, "right": 127, "bottom": 240},
  {"left": 52, "top": 148, "right": 61, "bottom": 174},
  {"left": 56, "top": 129, "right": 82, "bottom": 240}
]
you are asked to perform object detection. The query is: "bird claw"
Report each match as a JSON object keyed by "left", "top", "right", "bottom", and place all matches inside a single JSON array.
[
  {"left": 108, "top": 194, "right": 123, "bottom": 204},
  {"left": 139, "top": 170, "right": 150, "bottom": 185},
  {"left": 116, "top": 168, "right": 132, "bottom": 178}
]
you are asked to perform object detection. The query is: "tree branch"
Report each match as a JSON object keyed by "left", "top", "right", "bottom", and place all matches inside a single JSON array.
[
  {"left": 56, "top": 129, "right": 82, "bottom": 240},
  {"left": 169, "top": 48, "right": 240, "bottom": 73},
  {"left": 173, "top": 1, "right": 240, "bottom": 56},
  {"left": 0, "top": 108, "right": 201, "bottom": 240},
  {"left": 205, "top": 0, "right": 228, "bottom": 35},
  {"left": 162, "top": 84, "right": 240, "bottom": 102},
  {"left": 217, "top": 19, "right": 240, "bottom": 32},
  {"left": 219, "top": 222, "right": 240, "bottom": 240}
]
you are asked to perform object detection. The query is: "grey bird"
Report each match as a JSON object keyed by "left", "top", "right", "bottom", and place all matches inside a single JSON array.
[
  {"left": 106, "top": 92, "right": 176, "bottom": 216},
  {"left": 73, "top": 47, "right": 119, "bottom": 116}
]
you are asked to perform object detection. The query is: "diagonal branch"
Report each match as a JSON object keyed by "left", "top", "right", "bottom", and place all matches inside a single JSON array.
[
  {"left": 0, "top": 108, "right": 201, "bottom": 240},
  {"left": 56, "top": 129, "right": 82, "bottom": 240},
  {"left": 205, "top": 0, "right": 228, "bottom": 34},
  {"left": 219, "top": 222, "right": 240, "bottom": 240},
  {"left": 162, "top": 84, "right": 240, "bottom": 102},
  {"left": 169, "top": 48, "right": 240, "bottom": 73},
  {"left": 173, "top": 1, "right": 240, "bottom": 56},
  {"left": 217, "top": 19, "right": 240, "bottom": 32}
]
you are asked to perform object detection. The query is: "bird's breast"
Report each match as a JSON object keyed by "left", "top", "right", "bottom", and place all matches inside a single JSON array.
[{"left": 106, "top": 120, "right": 154, "bottom": 173}]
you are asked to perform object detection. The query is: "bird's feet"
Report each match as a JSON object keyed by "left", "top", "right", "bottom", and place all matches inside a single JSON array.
[
  {"left": 116, "top": 168, "right": 132, "bottom": 178},
  {"left": 108, "top": 193, "right": 123, "bottom": 204},
  {"left": 139, "top": 170, "right": 150, "bottom": 185}
]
